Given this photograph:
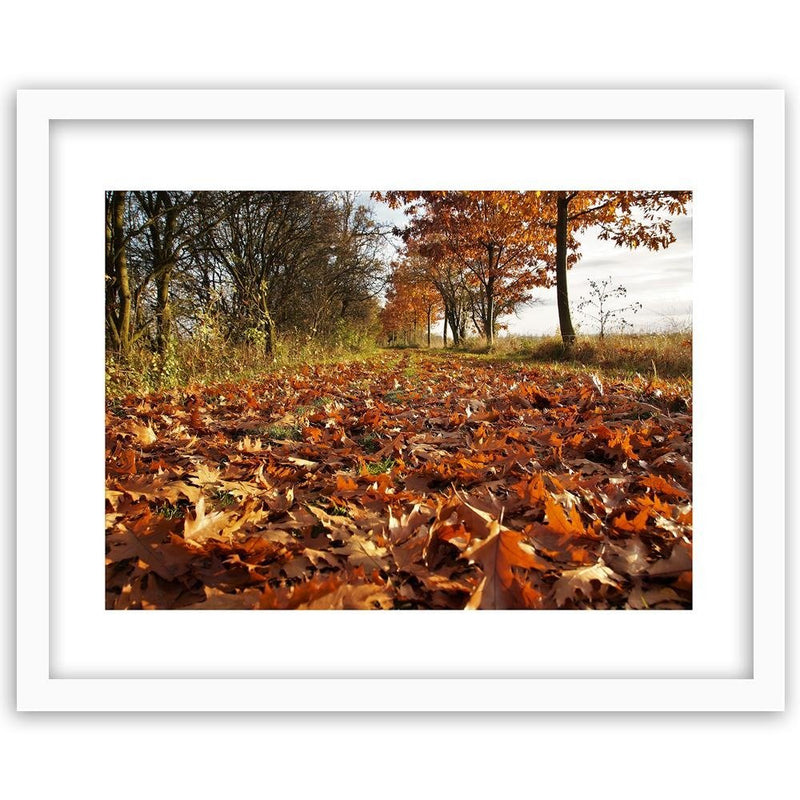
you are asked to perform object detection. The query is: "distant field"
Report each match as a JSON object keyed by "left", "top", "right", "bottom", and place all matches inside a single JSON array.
[{"left": 423, "top": 331, "right": 693, "bottom": 382}]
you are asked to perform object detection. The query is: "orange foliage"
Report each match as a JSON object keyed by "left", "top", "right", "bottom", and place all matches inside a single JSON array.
[{"left": 106, "top": 354, "right": 692, "bottom": 610}]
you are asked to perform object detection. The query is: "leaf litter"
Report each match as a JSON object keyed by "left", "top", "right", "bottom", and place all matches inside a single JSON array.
[{"left": 106, "top": 353, "right": 692, "bottom": 610}]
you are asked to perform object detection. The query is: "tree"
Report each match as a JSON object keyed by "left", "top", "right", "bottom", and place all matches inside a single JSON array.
[
  {"left": 540, "top": 191, "right": 691, "bottom": 347},
  {"left": 105, "top": 191, "right": 387, "bottom": 364},
  {"left": 403, "top": 241, "right": 471, "bottom": 346},
  {"left": 374, "top": 191, "right": 553, "bottom": 348},
  {"left": 131, "top": 191, "right": 197, "bottom": 357},
  {"left": 381, "top": 258, "right": 443, "bottom": 346},
  {"left": 577, "top": 277, "right": 642, "bottom": 338},
  {"left": 105, "top": 191, "right": 133, "bottom": 358},
  {"left": 199, "top": 191, "right": 340, "bottom": 358},
  {"left": 293, "top": 192, "right": 386, "bottom": 339}
]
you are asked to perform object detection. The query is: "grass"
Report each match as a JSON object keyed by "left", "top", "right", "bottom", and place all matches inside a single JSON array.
[
  {"left": 157, "top": 502, "right": 188, "bottom": 519},
  {"left": 383, "top": 390, "right": 405, "bottom": 404},
  {"left": 106, "top": 331, "right": 380, "bottom": 399},
  {"left": 365, "top": 457, "right": 395, "bottom": 475},
  {"left": 211, "top": 488, "right": 237, "bottom": 507},
  {"left": 263, "top": 424, "right": 303, "bottom": 442},
  {"left": 107, "top": 330, "right": 691, "bottom": 401},
  {"left": 445, "top": 331, "right": 692, "bottom": 381}
]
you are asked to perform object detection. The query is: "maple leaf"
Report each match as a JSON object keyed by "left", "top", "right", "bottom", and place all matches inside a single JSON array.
[
  {"left": 306, "top": 504, "right": 360, "bottom": 538},
  {"left": 285, "top": 456, "right": 320, "bottom": 470},
  {"left": 512, "top": 473, "right": 548, "bottom": 506},
  {"left": 107, "top": 447, "right": 137, "bottom": 475},
  {"left": 189, "top": 463, "right": 222, "bottom": 487},
  {"left": 140, "top": 573, "right": 207, "bottom": 609},
  {"left": 612, "top": 508, "right": 649, "bottom": 533},
  {"left": 605, "top": 538, "right": 651, "bottom": 577},
  {"left": 645, "top": 539, "right": 692, "bottom": 577},
  {"left": 107, "top": 528, "right": 199, "bottom": 581},
  {"left": 334, "top": 473, "right": 360, "bottom": 495},
  {"left": 639, "top": 474, "right": 688, "bottom": 499},
  {"left": 627, "top": 583, "right": 682, "bottom": 610},
  {"left": 258, "top": 576, "right": 391, "bottom": 609},
  {"left": 386, "top": 503, "right": 434, "bottom": 545}
]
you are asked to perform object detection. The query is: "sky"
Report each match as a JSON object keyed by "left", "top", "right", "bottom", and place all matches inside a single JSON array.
[{"left": 366, "top": 194, "right": 693, "bottom": 337}]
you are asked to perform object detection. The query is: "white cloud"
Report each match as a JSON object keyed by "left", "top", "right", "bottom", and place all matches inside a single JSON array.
[{"left": 510, "top": 208, "right": 693, "bottom": 336}]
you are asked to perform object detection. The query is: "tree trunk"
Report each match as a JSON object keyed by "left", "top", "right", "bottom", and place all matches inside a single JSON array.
[
  {"left": 105, "top": 194, "right": 119, "bottom": 350},
  {"left": 155, "top": 264, "right": 173, "bottom": 357},
  {"left": 484, "top": 250, "right": 496, "bottom": 349},
  {"left": 110, "top": 191, "right": 132, "bottom": 359},
  {"left": 426, "top": 307, "right": 432, "bottom": 348},
  {"left": 485, "top": 285, "right": 495, "bottom": 349},
  {"left": 263, "top": 309, "right": 276, "bottom": 360},
  {"left": 447, "top": 308, "right": 460, "bottom": 346},
  {"left": 154, "top": 195, "right": 180, "bottom": 357},
  {"left": 556, "top": 192, "right": 576, "bottom": 348}
]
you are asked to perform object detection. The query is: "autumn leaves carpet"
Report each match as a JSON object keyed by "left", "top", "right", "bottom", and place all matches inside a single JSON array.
[{"left": 106, "top": 353, "right": 692, "bottom": 609}]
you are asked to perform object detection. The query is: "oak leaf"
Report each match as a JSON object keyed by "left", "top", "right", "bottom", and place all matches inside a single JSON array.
[
  {"left": 552, "top": 560, "right": 621, "bottom": 607},
  {"left": 544, "top": 496, "right": 586, "bottom": 537},
  {"left": 464, "top": 521, "right": 549, "bottom": 609},
  {"left": 183, "top": 496, "right": 231, "bottom": 543}
]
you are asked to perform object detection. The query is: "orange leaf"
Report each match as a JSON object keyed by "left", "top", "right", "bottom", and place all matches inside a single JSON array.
[
  {"left": 544, "top": 496, "right": 586, "bottom": 537},
  {"left": 612, "top": 508, "right": 649, "bottom": 533},
  {"left": 335, "top": 474, "right": 359, "bottom": 493},
  {"left": 464, "top": 522, "right": 548, "bottom": 609}
]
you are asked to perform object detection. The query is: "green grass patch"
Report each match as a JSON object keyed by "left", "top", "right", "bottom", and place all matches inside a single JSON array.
[
  {"left": 383, "top": 390, "right": 405, "bottom": 405},
  {"left": 366, "top": 457, "right": 395, "bottom": 475},
  {"left": 211, "top": 488, "right": 237, "bottom": 507},
  {"left": 263, "top": 424, "right": 303, "bottom": 441},
  {"left": 157, "top": 502, "right": 188, "bottom": 519}
]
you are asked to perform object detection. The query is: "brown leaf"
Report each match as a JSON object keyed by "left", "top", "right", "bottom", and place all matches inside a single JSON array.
[
  {"left": 464, "top": 521, "right": 549, "bottom": 609},
  {"left": 184, "top": 587, "right": 263, "bottom": 609},
  {"left": 299, "top": 583, "right": 393, "bottom": 609},
  {"left": 552, "top": 560, "right": 621, "bottom": 608},
  {"left": 183, "top": 496, "right": 232, "bottom": 543}
]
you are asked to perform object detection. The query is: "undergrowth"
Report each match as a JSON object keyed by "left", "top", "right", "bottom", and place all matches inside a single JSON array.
[
  {"left": 107, "top": 330, "right": 692, "bottom": 400},
  {"left": 106, "top": 330, "right": 380, "bottom": 399}
]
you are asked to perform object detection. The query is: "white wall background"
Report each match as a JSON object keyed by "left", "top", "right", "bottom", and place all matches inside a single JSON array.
[{"left": 2, "top": 3, "right": 794, "bottom": 799}]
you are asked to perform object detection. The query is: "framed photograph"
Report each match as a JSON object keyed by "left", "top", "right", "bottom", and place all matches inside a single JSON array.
[{"left": 17, "top": 89, "right": 784, "bottom": 711}]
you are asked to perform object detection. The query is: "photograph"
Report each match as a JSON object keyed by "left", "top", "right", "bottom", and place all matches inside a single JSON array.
[{"left": 105, "top": 188, "right": 693, "bottom": 610}]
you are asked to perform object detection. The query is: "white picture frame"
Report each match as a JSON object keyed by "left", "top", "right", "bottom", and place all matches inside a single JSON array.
[{"left": 17, "top": 89, "right": 785, "bottom": 711}]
